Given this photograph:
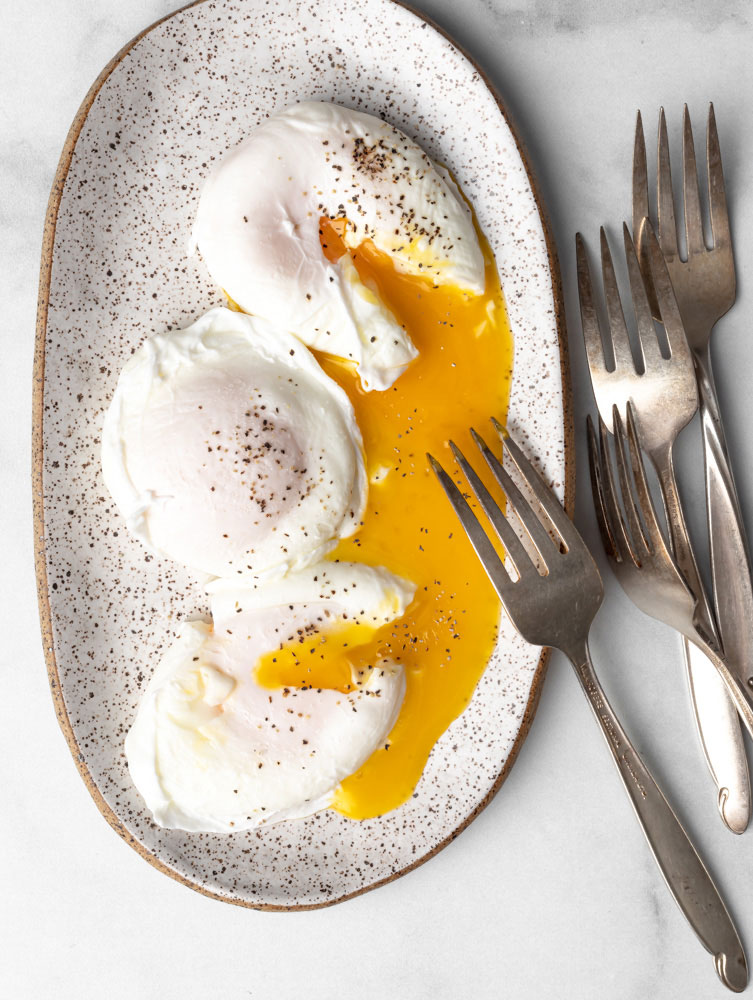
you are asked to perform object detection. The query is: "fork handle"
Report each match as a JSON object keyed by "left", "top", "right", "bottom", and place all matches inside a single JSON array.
[
  {"left": 652, "top": 444, "right": 719, "bottom": 650},
  {"left": 567, "top": 639, "right": 747, "bottom": 992},
  {"left": 684, "top": 638, "right": 750, "bottom": 834},
  {"left": 695, "top": 345, "right": 753, "bottom": 705},
  {"left": 654, "top": 395, "right": 750, "bottom": 834}
]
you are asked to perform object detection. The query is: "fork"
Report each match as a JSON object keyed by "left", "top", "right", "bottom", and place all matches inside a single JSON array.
[
  {"left": 588, "top": 403, "right": 753, "bottom": 741},
  {"left": 633, "top": 104, "right": 753, "bottom": 834},
  {"left": 576, "top": 219, "right": 750, "bottom": 833},
  {"left": 428, "top": 426, "right": 747, "bottom": 992}
]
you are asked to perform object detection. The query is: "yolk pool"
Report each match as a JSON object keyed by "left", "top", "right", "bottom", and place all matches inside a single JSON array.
[
  {"left": 254, "top": 619, "right": 383, "bottom": 693},
  {"left": 253, "top": 214, "right": 513, "bottom": 820}
]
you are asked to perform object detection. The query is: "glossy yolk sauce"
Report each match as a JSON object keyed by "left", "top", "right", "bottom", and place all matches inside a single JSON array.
[{"left": 254, "top": 214, "right": 513, "bottom": 819}]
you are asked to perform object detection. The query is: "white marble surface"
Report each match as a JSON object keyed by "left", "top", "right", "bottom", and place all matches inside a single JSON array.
[{"left": 4, "top": 1, "right": 753, "bottom": 996}]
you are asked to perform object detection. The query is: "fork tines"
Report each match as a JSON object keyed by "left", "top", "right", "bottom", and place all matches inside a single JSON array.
[
  {"left": 430, "top": 425, "right": 602, "bottom": 651},
  {"left": 575, "top": 215, "right": 697, "bottom": 455},
  {"left": 586, "top": 401, "right": 717, "bottom": 654},
  {"left": 576, "top": 222, "right": 690, "bottom": 381},
  {"left": 428, "top": 423, "right": 574, "bottom": 596},
  {"left": 587, "top": 402, "right": 669, "bottom": 572},
  {"left": 633, "top": 103, "right": 731, "bottom": 262}
]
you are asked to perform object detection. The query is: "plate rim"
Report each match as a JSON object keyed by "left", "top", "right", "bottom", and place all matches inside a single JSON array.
[{"left": 33, "top": 0, "right": 573, "bottom": 910}]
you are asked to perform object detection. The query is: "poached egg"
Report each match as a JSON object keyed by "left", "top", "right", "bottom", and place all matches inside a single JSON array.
[
  {"left": 192, "top": 101, "right": 486, "bottom": 391},
  {"left": 125, "top": 562, "right": 414, "bottom": 832},
  {"left": 106, "top": 102, "right": 515, "bottom": 832},
  {"left": 102, "top": 307, "right": 366, "bottom": 580}
]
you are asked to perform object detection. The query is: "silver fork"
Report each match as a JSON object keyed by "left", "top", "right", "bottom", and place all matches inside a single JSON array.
[
  {"left": 588, "top": 403, "right": 753, "bottom": 741},
  {"left": 576, "top": 219, "right": 750, "bottom": 833},
  {"left": 428, "top": 427, "right": 746, "bottom": 993},
  {"left": 634, "top": 104, "right": 753, "bottom": 834},
  {"left": 576, "top": 221, "right": 716, "bottom": 646}
]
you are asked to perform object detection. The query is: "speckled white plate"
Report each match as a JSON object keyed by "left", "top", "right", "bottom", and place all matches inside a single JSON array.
[{"left": 34, "top": 0, "right": 571, "bottom": 909}]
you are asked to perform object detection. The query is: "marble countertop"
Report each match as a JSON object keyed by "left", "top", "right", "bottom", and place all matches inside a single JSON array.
[{"left": 4, "top": 1, "right": 753, "bottom": 996}]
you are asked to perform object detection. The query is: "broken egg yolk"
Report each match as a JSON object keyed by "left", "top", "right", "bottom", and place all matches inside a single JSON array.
[{"left": 253, "top": 212, "right": 513, "bottom": 820}]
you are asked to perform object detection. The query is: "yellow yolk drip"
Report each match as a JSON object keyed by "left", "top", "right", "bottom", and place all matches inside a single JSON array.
[
  {"left": 254, "top": 619, "right": 382, "bottom": 693},
  {"left": 254, "top": 213, "right": 513, "bottom": 820}
]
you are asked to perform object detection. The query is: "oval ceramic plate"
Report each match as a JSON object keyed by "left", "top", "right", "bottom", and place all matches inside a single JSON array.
[{"left": 34, "top": 0, "right": 571, "bottom": 908}]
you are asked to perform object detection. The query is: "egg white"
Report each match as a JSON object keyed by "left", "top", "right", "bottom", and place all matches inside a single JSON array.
[
  {"left": 125, "top": 562, "right": 414, "bottom": 832},
  {"left": 102, "top": 307, "right": 366, "bottom": 580},
  {"left": 192, "top": 101, "right": 485, "bottom": 391}
]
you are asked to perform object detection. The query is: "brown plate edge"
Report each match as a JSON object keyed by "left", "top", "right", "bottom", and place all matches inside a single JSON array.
[{"left": 32, "top": 0, "right": 572, "bottom": 912}]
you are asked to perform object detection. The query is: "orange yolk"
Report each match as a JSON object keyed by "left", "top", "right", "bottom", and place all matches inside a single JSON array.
[
  {"left": 252, "top": 209, "right": 514, "bottom": 820},
  {"left": 254, "top": 619, "right": 379, "bottom": 693}
]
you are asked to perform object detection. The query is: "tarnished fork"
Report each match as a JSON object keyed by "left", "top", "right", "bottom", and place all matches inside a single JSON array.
[
  {"left": 576, "top": 219, "right": 749, "bottom": 834},
  {"left": 429, "top": 427, "right": 746, "bottom": 993},
  {"left": 588, "top": 403, "right": 753, "bottom": 741},
  {"left": 634, "top": 105, "right": 753, "bottom": 834}
]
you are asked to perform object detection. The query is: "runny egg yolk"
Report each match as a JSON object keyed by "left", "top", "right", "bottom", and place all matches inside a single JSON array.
[
  {"left": 254, "top": 618, "right": 382, "bottom": 693},
  {"left": 253, "top": 212, "right": 513, "bottom": 820}
]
